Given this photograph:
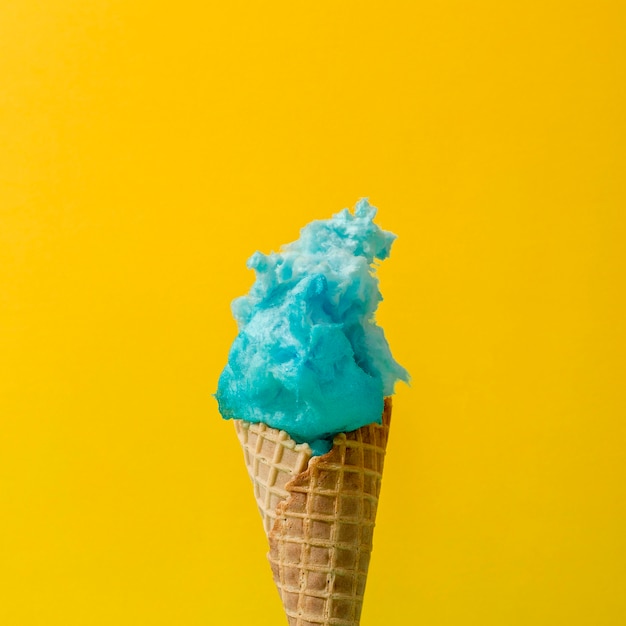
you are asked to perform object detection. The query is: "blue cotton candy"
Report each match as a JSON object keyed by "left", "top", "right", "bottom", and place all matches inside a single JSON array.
[{"left": 216, "top": 199, "right": 409, "bottom": 454}]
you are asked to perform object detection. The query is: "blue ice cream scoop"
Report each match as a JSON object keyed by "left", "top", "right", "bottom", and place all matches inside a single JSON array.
[{"left": 215, "top": 199, "right": 408, "bottom": 455}]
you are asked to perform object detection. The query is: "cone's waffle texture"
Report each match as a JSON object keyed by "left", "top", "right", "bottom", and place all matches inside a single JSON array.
[
  {"left": 234, "top": 420, "right": 314, "bottom": 535},
  {"left": 235, "top": 398, "right": 392, "bottom": 626}
]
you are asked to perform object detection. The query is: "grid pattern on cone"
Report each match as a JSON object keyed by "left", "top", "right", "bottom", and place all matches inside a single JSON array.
[
  {"left": 268, "top": 399, "right": 392, "bottom": 626},
  {"left": 234, "top": 420, "right": 314, "bottom": 535}
]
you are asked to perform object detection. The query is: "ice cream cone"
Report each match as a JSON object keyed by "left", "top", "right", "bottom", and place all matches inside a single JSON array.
[{"left": 235, "top": 398, "right": 392, "bottom": 626}]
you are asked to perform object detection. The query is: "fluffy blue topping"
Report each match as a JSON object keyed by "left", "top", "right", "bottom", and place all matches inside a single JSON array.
[{"left": 216, "top": 199, "right": 408, "bottom": 455}]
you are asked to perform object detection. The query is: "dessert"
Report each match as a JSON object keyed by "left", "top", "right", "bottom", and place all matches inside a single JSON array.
[{"left": 216, "top": 199, "right": 408, "bottom": 625}]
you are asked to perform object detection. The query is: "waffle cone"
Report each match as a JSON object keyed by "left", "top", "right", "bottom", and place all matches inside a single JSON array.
[{"left": 235, "top": 398, "right": 392, "bottom": 626}]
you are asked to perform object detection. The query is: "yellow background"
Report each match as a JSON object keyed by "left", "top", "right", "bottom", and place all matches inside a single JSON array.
[{"left": 1, "top": 2, "right": 625, "bottom": 625}]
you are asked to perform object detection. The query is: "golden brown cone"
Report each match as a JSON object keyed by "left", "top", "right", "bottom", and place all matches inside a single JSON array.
[{"left": 235, "top": 399, "right": 392, "bottom": 626}]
